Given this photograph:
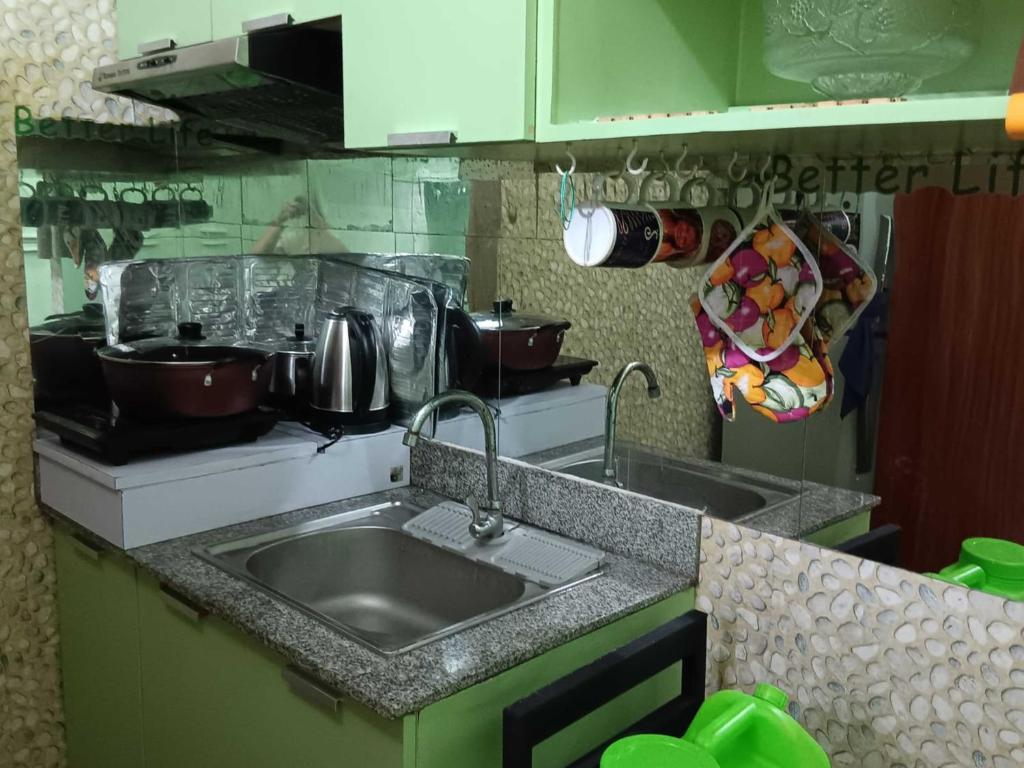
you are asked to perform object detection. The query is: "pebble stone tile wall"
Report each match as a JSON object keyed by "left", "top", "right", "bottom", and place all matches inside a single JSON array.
[
  {"left": 0, "top": 1, "right": 168, "bottom": 765},
  {"left": 487, "top": 166, "right": 720, "bottom": 461},
  {"left": 699, "top": 516, "right": 1024, "bottom": 768}
]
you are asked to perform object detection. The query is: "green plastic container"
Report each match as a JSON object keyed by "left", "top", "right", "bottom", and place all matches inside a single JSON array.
[
  {"left": 600, "top": 735, "right": 720, "bottom": 768},
  {"left": 600, "top": 684, "right": 829, "bottom": 768},
  {"left": 683, "top": 684, "right": 829, "bottom": 768},
  {"left": 927, "top": 537, "right": 1024, "bottom": 600}
]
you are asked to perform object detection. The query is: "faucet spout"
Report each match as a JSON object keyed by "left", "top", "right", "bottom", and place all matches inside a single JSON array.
[
  {"left": 403, "top": 390, "right": 503, "bottom": 540},
  {"left": 603, "top": 362, "right": 661, "bottom": 484}
]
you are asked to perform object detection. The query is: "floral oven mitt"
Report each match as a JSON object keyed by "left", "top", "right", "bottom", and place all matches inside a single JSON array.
[
  {"left": 699, "top": 217, "right": 823, "bottom": 363},
  {"left": 793, "top": 212, "right": 878, "bottom": 345},
  {"left": 691, "top": 295, "right": 833, "bottom": 423}
]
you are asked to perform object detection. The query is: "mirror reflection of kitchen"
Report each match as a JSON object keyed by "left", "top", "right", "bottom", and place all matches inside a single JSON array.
[
  {"left": 498, "top": 168, "right": 831, "bottom": 540},
  {"left": 792, "top": 185, "right": 1024, "bottom": 604},
  {"left": 19, "top": 128, "right": 519, "bottom": 461},
  {"left": 498, "top": 162, "right": 1024, "bottom": 603}
]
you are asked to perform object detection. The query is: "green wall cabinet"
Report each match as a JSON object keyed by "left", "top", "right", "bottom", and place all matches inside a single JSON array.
[
  {"left": 211, "top": 1, "right": 342, "bottom": 38},
  {"left": 116, "top": 0, "right": 212, "bottom": 60},
  {"left": 54, "top": 522, "right": 695, "bottom": 767},
  {"left": 53, "top": 528, "right": 145, "bottom": 768},
  {"left": 534, "top": 0, "right": 1018, "bottom": 145},
  {"left": 341, "top": 0, "right": 537, "bottom": 149}
]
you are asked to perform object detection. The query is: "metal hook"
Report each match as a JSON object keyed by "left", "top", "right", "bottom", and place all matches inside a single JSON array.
[
  {"left": 757, "top": 155, "right": 773, "bottom": 183},
  {"left": 625, "top": 140, "right": 648, "bottom": 175},
  {"left": 555, "top": 145, "right": 576, "bottom": 177},
  {"left": 726, "top": 151, "right": 748, "bottom": 183},
  {"left": 673, "top": 144, "right": 690, "bottom": 176}
]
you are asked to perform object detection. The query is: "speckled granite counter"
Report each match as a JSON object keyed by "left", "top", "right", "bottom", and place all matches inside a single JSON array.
[
  {"left": 106, "top": 486, "right": 694, "bottom": 719},
  {"left": 520, "top": 437, "right": 879, "bottom": 541}
]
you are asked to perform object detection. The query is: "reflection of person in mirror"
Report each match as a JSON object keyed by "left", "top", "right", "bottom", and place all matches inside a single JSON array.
[{"left": 250, "top": 195, "right": 348, "bottom": 255}]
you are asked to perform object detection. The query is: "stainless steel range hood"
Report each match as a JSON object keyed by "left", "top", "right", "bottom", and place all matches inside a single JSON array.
[{"left": 91, "top": 17, "right": 343, "bottom": 147}]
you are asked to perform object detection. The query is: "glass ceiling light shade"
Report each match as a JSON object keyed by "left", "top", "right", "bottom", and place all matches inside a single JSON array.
[{"left": 762, "top": 0, "right": 982, "bottom": 99}]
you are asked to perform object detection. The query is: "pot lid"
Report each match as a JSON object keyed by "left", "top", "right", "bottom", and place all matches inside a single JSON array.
[
  {"left": 102, "top": 322, "right": 270, "bottom": 363},
  {"left": 31, "top": 303, "right": 106, "bottom": 337},
  {"left": 471, "top": 299, "right": 570, "bottom": 332},
  {"left": 275, "top": 323, "right": 316, "bottom": 355},
  {"left": 99, "top": 341, "right": 269, "bottom": 365}
]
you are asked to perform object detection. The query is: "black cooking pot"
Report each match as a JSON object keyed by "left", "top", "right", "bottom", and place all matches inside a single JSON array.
[
  {"left": 470, "top": 299, "right": 571, "bottom": 371},
  {"left": 97, "top": 323, "right": 274, "bottom": 420},
  {"left": 29, "top": 303, "right": 109, "bottom": 407}
]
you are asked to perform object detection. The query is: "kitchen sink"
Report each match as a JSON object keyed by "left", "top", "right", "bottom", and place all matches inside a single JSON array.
[
  {"left": 197, "top": 500, "right": 602, "bottom": 655},
  {"left": 534, "top": 443, "right": 797, "bottom": 523}
]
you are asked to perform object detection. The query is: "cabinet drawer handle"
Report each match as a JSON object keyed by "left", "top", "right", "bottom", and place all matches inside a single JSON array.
[
  {"left": 387, "top": 130, "right": 457, "bottom": 147},
  {"left": 159, "top": 584, "right": 208, "bottom": 623},
  {"left": 283, "top": 666, "right": 342, "bottom": 714},
  {"left": 242, "top": 13, "right": 294, "bottom": 33},
  {"left": 70, "top": 533, "right": 103, "bottom": 561},
  {"left": 137, "top": 38, "right": 177, "bottom": 55}
]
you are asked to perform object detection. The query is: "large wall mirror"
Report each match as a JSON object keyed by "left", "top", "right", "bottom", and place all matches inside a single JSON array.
[
  {"left": 18, "top": 125, "right": 510, "bottom": 458},
  {"left": 19, "top": 121, "right": 1024, "bottom": 607}
]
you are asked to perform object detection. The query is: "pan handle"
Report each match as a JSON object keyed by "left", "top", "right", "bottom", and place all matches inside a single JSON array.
[
  {"left": 347, "top": 312, "right": 377, "bottom": 414},
  {"left": 445, "top": 306, "right": 483, "bottom": 391}
]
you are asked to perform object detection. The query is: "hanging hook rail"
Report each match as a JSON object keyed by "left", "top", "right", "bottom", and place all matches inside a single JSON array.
[
  {"left": 726, "top": 151, "right": 748, "bottom": 183},
  {"left": 673, "top": 144, "right": 690, "bottom": 176},
  {"left": 625, "top": 140, "right": 648, "bottom": 175},
  {"left": 555, "top": 144, "right": 577, "bottom": 177}
]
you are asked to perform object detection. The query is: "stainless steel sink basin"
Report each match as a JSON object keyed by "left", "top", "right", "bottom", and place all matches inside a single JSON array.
[
  {"left": 197, "top": 500, "right": 600, "bottom": 655},
  {"left": 535, "top": 443, "right": 797, "bottom": 522}
]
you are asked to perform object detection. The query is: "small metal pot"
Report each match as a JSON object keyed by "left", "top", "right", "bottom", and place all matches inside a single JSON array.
[
  {"left": 97, "top": 323, "right": 273, "bottom": 420},
  {"left": 268, "top": 323, "right": 316, "bottom": 409},
  {"left": 470, "top": 299, "right": 571, "bottom": 371}
]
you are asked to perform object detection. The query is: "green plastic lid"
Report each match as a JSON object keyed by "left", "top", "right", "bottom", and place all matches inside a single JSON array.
[
  {"left": 754, "top": 683, "right": 789, "bottom": 710},
  {"left": 601, "top": 735, "right": 721, "bottom": 768},
  {"left": 961, "top": 538, "right": 1024, "bottom": 582}
]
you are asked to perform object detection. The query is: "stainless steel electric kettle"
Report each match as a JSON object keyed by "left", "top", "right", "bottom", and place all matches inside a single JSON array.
[{"left": 310, "top": 307, "right": 390, "bottom": 433}]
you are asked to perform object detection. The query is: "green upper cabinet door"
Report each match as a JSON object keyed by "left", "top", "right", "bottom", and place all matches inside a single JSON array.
[
  {"left": 116, "top": 0, "right": 213, "bottom": 60},
  {"left": 211, "top": 0, "right": 342, "bottom": 38},
  {"left": 342, "top": 0, "right": 537, "bottom": 148}
]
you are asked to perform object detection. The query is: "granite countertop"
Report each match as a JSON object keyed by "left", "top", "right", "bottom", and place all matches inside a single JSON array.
[
  {"left": 520, "top": 437, "right": 879, "bottom": 540},
  {"left": 117, "top": 486, "right": 693, "bottom": 719}
]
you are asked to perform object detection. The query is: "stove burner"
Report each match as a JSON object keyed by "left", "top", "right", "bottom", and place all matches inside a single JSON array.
[
  {"left": 35, "top": 405, "right": 280, "bottom": 465},
  {"left": 472, "top": 356, "right": 598, "bottom": 399}
]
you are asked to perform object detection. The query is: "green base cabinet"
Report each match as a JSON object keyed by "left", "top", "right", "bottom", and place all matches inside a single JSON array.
[
  {"left": 804, "top": 510, "right": 872, "bottom": 550},
  {"left": 55, "top": 523, "right": 695, "bottom": 768},
  {"left": 137, "top": 574, "right": 404, "bottom": 768},
  {"left": 53, "top": 527, "right": 145, "bottom": 768},
  {"left": 411, "top": 590, "right": 694, "bottom": 768}
]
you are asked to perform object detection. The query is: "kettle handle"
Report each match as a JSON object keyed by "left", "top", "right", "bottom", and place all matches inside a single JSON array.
[
  {"left": 347, "top": 312, "right": 377, "bottom": 415},
  {"left": 445, "top": 306, "right": 483, "bottom": 391}
]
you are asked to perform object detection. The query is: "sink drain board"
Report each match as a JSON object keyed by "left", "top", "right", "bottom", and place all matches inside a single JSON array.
[
  {"left": 403, "top": 502, "right": 478, "bottom": 551},
  {"left": 403, "top": 503, "right": 604, "bottom": 587}
]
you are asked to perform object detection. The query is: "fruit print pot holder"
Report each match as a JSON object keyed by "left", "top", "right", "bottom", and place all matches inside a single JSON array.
[
  {"left": 691, "top": 295, "right": 834, "bottom": 423},
  {"left": 793, "top": 210, "right": 878, "bottom": 345},
  {"left": 698, "top": 182, "right": 823, "bottom": 363}
]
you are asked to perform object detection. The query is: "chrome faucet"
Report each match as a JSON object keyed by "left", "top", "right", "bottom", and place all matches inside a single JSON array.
[
  {"left": 603, "top": 362, "right": 661, "bottom": 485},
  {"left": 403, "top": 390, "right": 504, "bottom": 540}
]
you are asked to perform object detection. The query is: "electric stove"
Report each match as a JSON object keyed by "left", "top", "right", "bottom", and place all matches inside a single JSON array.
[{"left": 34, "top": 405, "right": 280, "bottom": 465}]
